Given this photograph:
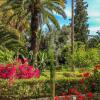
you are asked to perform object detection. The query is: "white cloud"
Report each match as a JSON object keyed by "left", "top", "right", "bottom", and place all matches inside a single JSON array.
[
  {"left": 89, "top": 27, "right": 100, "bottom": 31},
  {"left": 89, "top": 26, "right": 100, "bottom": 35},
  {"left": 88, "top": 11, "right": 100, "bottom": 17}
]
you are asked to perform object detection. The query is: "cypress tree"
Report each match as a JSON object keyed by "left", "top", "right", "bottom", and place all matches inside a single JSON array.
[{"left": 74, "top": 0, "right": 89, "bottom": 43}]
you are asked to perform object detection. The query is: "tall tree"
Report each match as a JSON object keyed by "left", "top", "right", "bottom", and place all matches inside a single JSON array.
[
  {"left": 71, "top": 0, "right": 75, "bottom": 71},
  {"left": 1, "top": 0, "right": 66, "bottom": 61},
  {"left": 74, "top": 0, "right": 89, "bottom": 43},
  {"left": 0, "top": 1, "right": 66, "bottom": 100}
]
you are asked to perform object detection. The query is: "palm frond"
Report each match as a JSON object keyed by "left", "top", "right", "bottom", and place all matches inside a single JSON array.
[{"left": 0, "top": 24, "right": 23, "bottom": 50}]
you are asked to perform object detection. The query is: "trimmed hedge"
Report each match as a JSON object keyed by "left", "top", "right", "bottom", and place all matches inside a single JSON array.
[
  {"left": 0, "top": 70, "right": 99, "bottom": 99},
  {"left": 0, "top": 77, "right": 81, "bottom": 99}
]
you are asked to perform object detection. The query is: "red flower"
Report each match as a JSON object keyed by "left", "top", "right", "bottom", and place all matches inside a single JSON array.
[
  {"left": 33, "top": 68, "right": 40, "bottom": 78},
  {"left": 55, "top": 96, "right": 59, "bottom": 100},
  {"left": 24, "top": 58, "right": 28, "bottom": 63},
  {"left": 79, "top": 78, "right": 84, "bottom": 84},
  {"left": 6, "top": 64, "right": 12, "bottom": 68},
  {"left": 75, "top": 91, "right": 81, "bottom": 96},
  {"left": 87, "top": 92, "right": 93, "bottom": 100},
  {"left": 78, "top": 95, "right": 86, "bottom": 100},
  {"left": 65, "top": 95, "right": 70, "bottom": 100},
  {"left": 95, "top": 65, "right": 100, "bottom": 69},
  {"left": 83, "top": 72, "right": 90, "bottom": 77},
  {"left": 68, "top": 88, "right": 77, "bottom": 94},
  {"left": 0, "top": 64, "right": 4, "bottom": 67}
]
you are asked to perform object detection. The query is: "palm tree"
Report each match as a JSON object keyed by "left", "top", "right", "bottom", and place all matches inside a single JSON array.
[
  {"left": 0, "top": 24, "right": 23, "bottom": 50},
  {"left": 1, "top": 0, "right": 66, "bottom": 60},
  {"left": 0, "top": 1, "right": 66, "bottom": 100}
]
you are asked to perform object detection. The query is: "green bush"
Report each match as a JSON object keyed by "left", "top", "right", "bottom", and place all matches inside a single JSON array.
[
  {"left": 73, "top": 48, "right": 100, "bottom": 67},
  {"left": 86, "top": 49, "right": 100, "bottom": 65},
  {"left": 0, "top": 49, "right": 14, "bottom": 64},
  {"left": 0, "top": 79, "right": 50, "bottom": 99}
]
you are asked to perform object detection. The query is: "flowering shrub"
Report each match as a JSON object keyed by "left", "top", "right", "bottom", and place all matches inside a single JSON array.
[
  {"left": 0, "top": 63, "right": 40, "bottom": 80},
  {"left": 55, "top": 65, "right": 100, "bottom": 100}
]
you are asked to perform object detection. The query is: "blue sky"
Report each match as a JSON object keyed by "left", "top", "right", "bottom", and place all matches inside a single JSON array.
[{"left": 55, "top": 0, "right": 100, "bottom": 35}]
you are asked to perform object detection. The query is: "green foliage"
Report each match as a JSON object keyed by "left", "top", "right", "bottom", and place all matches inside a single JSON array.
[
  {"left": 47, "top": 48, "right": 55, "bottom": 67},
  {"left": 45, "top": 26, "right": 71, "bottom": 67},
  {"left": 88, "top": 33, "right": 100, "bottom": 48},
  {"left": 0, "top": 79, "right": 49, "bottom": 99},
  {"left": 37, "top": 51, "right": 47, "bottom": 71},
  {"left": 58, "top": 45, "right": 71, "bottom": 66},
  {"left": 73, "top": 48, "right": 100, "bottom": 67},
  {"left": 0, "top": 49, "right": 14, "bottom": 64},
  {"left": 0, "top": 24, "right": 24, "bottom": 50}
]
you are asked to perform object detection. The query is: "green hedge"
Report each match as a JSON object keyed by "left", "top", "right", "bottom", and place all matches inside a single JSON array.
[
  {"left": 0, "top": 77, "right": 81, "bottom": 99},
  {"left": 0, "top": 73, "right": 100, "bottom": 99},
  {"left": 0, "top": 79, "right": 49, "bottom": 99}
]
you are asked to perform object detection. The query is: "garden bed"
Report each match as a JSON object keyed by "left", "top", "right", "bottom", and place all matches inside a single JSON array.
[{"left": 0, "top": 66, "right": 99, "bottom": 99}]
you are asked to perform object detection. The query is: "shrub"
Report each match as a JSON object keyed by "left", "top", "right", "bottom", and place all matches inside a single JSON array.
[
  {"left": 0, "top": 49, "right": 14, "bottom": 64},
  {"left": 73, "top": 48, "right": 100, "bottom": 67}
]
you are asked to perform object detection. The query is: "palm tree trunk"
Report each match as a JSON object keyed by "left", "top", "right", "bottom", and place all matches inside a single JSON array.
[
  {"left": 30, "top": 14, "right": 38, "bottom": 65},
  {"left": 30, "top": 1, "right": 40, "bottom": 65},
  {"left": 71, "top": 0, "right": 75, "bottom": 71}
]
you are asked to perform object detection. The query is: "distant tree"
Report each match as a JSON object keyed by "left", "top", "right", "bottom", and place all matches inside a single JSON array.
[
  {"left": 74, "top": 0, "right": 89, "bottom": 43},
  {"left": 96, "top": 30, "right": 100, "bottom": 37},
  {"left": 88, "top": 31, "right": 100, "bottom": 48},
  {"left": 88, "top": 37, "right": 98, "bottom": 48},
  {"left": 44, "top": 25, "right": 70, "bottom": 67}
]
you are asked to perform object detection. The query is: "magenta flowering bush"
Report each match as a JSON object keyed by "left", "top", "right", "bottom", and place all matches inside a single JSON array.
[
  {"left": 0, "top": 65, "right": 16, "bottom": 79},
  {"left": 0, "top": 63, "right": 40, "bottom": 79}
]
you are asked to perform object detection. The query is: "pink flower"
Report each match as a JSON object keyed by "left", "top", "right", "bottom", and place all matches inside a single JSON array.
[
  {"left": 33, "top": 68, "right": 40, "bottom": 78},
  {"left": 0, "top": 64, "right": 4, "bottom": 67},
  {"left": 55, "top": 96, "right": 59, "bottom": 100},
  {"left": 0, "top": 63, "right": 40, "bottom": 79},
  {"left": 6, "top": 64, "right": 12, "bottom": 68},
  {"left": 24, "top": 58, "right": 28, "bottom": 63},
  {"left": 87, "top": 92, "right": 93, "bottom": 100}
]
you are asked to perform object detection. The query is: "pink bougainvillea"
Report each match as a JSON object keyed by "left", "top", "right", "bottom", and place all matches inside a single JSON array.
[{"left": 0, "top": 63, "right": 40, "bottom": 80}]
